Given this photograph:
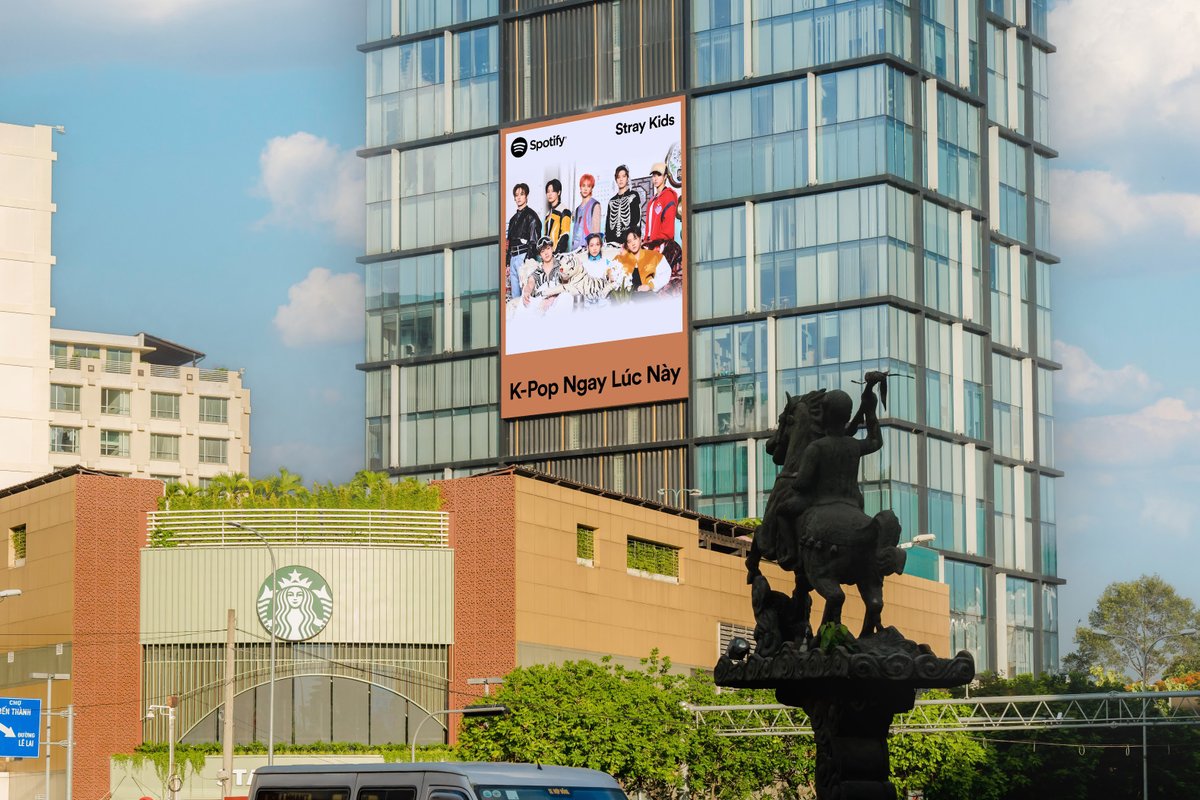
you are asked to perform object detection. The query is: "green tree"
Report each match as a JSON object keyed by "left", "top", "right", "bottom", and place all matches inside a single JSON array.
[
  {"left": 1064, "top": 575, "right": 1200, "bottom": 685},
  {"left": 889, "top": 691, "right": 999, "bottom": 800},
  {"left": 457, "top": 655, "right": 691, "bottom": 797}
]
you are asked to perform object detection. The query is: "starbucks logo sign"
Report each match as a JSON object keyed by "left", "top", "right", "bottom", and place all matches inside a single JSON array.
[{"left": 256, "top": 566, "right": 333, "bottom": 641}]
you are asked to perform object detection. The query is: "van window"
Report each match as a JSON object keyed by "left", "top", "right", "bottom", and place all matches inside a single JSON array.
[
  {"left": 260, "top": 791, "right": 350, "bottom": 800},
  {"left": 429, "top": 793, "right": 469, "bottom": 800},
  {"left": 361, "top": 789, "right": 418, "bottom": 800},
  {"left": 476, "top": 788, "right": 625, "bottom": 800}
]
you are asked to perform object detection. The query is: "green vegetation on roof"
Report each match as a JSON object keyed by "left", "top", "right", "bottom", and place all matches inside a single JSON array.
[{"left": 159, "top": 469, "right": 441, "bottom": 511}]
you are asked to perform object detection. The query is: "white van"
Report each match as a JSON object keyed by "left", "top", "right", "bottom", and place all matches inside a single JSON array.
[{"left": 249, "top": 762, "right": 627, "bottom": 800}]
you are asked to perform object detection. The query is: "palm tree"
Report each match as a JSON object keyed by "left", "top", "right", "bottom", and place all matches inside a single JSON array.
[{"left": 210, "top": 472, "right": 253, "bottom": 506}]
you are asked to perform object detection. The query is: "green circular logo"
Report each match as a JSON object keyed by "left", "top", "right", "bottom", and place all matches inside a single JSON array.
[{"left": 256, "top": 565, "right": 333, "bottom": 641}]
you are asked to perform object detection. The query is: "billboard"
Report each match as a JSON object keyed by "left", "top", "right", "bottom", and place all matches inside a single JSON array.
[{"left": 501, "top": 97, "right": 688, "bottom": 418}]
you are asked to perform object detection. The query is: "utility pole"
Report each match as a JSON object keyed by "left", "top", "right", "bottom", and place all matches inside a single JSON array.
[
  {"left": 221, "top": 609, "right": 236, "bottom": 799},
  {"left": 31, "top": 672, "right": 70, "bottom": 800}
]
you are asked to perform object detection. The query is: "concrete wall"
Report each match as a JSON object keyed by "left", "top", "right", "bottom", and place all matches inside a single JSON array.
[
  {"left": 0, "top": 473, "right": 160, "bottom": 800},
  {"left": 0, "top": 122, "right": 55, "bottom": 489},
  {"left": 509, "top": 476, "right": 950, "bottom": 671}
]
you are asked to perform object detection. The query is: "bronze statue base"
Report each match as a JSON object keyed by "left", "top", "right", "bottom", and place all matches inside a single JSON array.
[{"left": 715, "top": 628, "right": 975, "bottom": 800}]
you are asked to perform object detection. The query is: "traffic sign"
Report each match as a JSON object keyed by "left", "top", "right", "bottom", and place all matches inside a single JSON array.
[{"left": 0, "top": 698, "right": 41, "bottom": 758}]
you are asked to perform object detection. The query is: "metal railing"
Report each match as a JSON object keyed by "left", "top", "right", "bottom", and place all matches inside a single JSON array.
[
  {"left": 104, "top": 360, "right": 132, "bottom": 374},
  {"left": 150, "top": 364, "right": 180, "bottom": 378},
  {"left": 147, "top": 508, "right": 449, "bottom": 548},
  {"left": 199, "top": 369, "right": 230, "bottom": 382},
  {"left": 687, "top": 691, "right": 1200, "bottom": 735},
  {"left": 52, "top": 355, "right": 80, "bottom": 370}
]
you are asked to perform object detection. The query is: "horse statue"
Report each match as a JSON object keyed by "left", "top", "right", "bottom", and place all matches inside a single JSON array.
[{"left": 747, "top": 375, "right": 906, "bottom": 651}]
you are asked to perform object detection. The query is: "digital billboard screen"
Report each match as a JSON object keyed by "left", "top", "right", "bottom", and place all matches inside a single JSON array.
[{"left": 500, "top": 97, "right": 688, "bottom": 418}]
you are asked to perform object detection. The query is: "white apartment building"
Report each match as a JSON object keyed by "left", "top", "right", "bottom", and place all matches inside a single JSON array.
[
  {"left": 0, "top": 122, "right": 55, "bottom": 488},
  {"left": 48, "top": 329, "right": 251, "bottom": 483},
  {"left": 0, "top": 120, "right": 251, "bottom": 489}
]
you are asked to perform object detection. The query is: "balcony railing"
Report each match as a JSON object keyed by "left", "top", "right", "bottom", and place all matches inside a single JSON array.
[
  {"left": 52, "top": 355, "right": 80, "bottom": 370},
  {"left": 146, "top": 508, "right": 449, "bottom": 549},
  {"left": 105, "top": 360, "right": 132, "bottom": 374},
  {"left": 199, "top": 369, "right": 230, "bottom": 382},
  {"left": 150, "top": 364, "right": 180, "bottom": 378}
]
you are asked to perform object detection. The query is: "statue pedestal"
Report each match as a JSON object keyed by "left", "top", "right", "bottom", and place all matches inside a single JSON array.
[{"left": 715, "top": 628, "right": 974, "bottom": 800}]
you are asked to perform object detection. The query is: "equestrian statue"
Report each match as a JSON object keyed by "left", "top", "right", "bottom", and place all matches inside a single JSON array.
[{"left": 746, "top": 372, "right": 906, "bottom": 654}]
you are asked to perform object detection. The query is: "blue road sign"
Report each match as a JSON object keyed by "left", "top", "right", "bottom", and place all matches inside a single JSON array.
[{"left": 0, "top": 698, "right": 41, "bottom": 758}]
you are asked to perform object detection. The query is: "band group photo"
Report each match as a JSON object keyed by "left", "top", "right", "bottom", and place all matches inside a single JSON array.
[{"left": 502, "top": 142, "right": 686, "bottom": 355}]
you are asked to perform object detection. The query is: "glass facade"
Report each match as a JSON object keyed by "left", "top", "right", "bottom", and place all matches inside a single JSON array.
[{"left": 359, "top": 0, "right": 1062, "bottom": 676}]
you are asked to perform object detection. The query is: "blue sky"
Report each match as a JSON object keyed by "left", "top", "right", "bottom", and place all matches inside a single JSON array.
[{"left": 2, "top": 1, "right": 1198, "bottom": 651}]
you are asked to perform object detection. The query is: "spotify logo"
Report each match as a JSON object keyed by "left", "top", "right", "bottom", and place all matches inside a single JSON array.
[{"left": 510, "top": 137, "right": 528, "bottom": 157}]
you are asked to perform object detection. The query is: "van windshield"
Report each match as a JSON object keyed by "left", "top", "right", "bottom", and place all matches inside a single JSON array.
[{"left": 475, "top": 786, "right": 626, "bottom": 800}]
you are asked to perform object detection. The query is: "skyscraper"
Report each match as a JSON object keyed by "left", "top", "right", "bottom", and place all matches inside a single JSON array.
[{"left": 359, "top": 0, "right": 1059, "bottom": 676}]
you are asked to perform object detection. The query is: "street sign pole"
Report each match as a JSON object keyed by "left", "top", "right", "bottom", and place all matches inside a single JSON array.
[{"left": 30, "top": 673, "right": 69, "bottom": 800}]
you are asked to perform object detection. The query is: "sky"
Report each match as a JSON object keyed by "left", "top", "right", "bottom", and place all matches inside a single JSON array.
[{"left": 2, "top": 1, "right": 1198, "bottom": 655}]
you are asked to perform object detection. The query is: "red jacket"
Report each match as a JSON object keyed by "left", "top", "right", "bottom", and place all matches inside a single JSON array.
[{"left": 644, "top": 186, "right": 678, "bottom": 242}]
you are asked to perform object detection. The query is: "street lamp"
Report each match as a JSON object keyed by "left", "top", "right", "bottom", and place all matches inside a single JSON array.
[
  {"left": 146, "top": 699, "right": 178, "bottom": 800},
  {"left": 410, "top": 704, "right": 508, "bottom": 762},
  {"left": 1093, "top": 628, "right": 1198, "bottom": 799},
  {"left": 658, "top": 488, "right": 702, "bottom": 507},
  {"left": 0, "top": 589, "right": 22, "bottom": 599},
  {"left": 899, "top": 534, "right": 936, "bottom": 550},
  {"left": 228, "top": 521, "right": 277, "bottom": 765}
]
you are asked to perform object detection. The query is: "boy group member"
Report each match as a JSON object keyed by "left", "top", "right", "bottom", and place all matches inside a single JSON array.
[
  {"left": 520, "top": 236, "right": 568, "bottom": 315},
  {"left": 614, "top": 229, "right": 670, "bottom": 293},
  {"left": 572, "top": 174, "right": 603, "bottom": 249},
  {"left": 505, "top": 183, "right": 540, "bottom": 298},
  {"left": 644, "top": 161, "right": 678, "bottom": 242},
  {"left": 543, "top": 179, "right": 572, "bottom": 254},
  {"left": 604, "top": 164, "right": 641, "bottom": 245}
]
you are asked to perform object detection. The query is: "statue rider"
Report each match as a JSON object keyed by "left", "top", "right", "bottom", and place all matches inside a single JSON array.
[{"left": 748, "top": 381, "right": 883, "bottom": 580}]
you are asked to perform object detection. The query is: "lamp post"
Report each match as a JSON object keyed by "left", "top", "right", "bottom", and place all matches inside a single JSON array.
[
  {"left": 229, "top": 521, "right": 277, "bottom": 765},
  {"left": 146, "top": 699, "right": 178, "bottom": 800},
  {"left": 30, "top": 672, "right": 69, "bottom": 800},
  {"left": 658, "top": 488, "right": 702, "bottom": 507},
  {"left": 409, "top": 704, "right": 508, "bottom": 762},
  {"left": 1093, "top": 628, "right": 1198, "bottom": 799}
]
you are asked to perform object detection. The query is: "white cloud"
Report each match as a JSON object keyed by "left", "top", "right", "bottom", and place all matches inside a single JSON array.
[
  {"left": 1054, "top": 341, "right": 1159, "bottom": 405},
  {"left": 1058, "top": 396, "right": 1200, "bottom": 467},
  {"left": 273, "top": 268, "right": 364, "bottom": 347},
  {"left": 1050, "top": 0, "right": 1200, "bottom": 149},
  {"left": 1138, "top": 492, "right": 1198, "bottom": 538},
  {"left": 255, "top": 132, "right": 363, "bottom": 243},
  {"left": 1, "top": 1, "right": 359, "bottom": 69},
  {"left": 1052, "top": 169, "right": 1200, "bottom": 247}
]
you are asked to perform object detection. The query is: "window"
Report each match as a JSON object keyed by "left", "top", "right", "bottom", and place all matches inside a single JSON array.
[
  {"left": 49, "top": 426, "right": 80, "bottom": 454},
  {"left": 504, "top": 0, "right": 682, "bottom": 122},
  {"left": 397, "top": 135, "right": 497, "bottom": 251},
  {"left": 105, "top": 348, "right": 132, "bottom": 374},
  {"left": 101, "top": 388, "right": 131, "bottom": 416},
  {"left": 693, "top": 321, "right": 768, "bottom": 437},
  {"left": 1006, "top": 576, "right": 1036, "bottom": 676},
  {"left": 692, "top": 77, "right": 809, "bottom": 203},
  {"left": 199, "top": 396, "right": 229, "bottom": 424},
  {"left": 100, "top": 430, "right": 130, "bottom": 457},
  {"left": 626, "top": 537, "right": 679, "bottom": 579},
  {"left": 73, "top": 345, "right": 99, "bottom": 359},
  {"left": 150, "top": 434, "right": 180, "bottom": 462},
  {"left": 151, "top": 393, "right": 180, "bottom": 420},
  {"left": 49, "top": 384, "right": 80, "bottom": 412},
  {"left": 199, "top": 438, "right": 228, "bottom": 465},
  {"left": 946, "top": 559, "right": 989, "bottom": 671},
  {"left": 576, "top": 525, "right": 595, "bottom": 563},
  {"left": 9, "top": 525, "right": 26, "bottom": 566}
]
